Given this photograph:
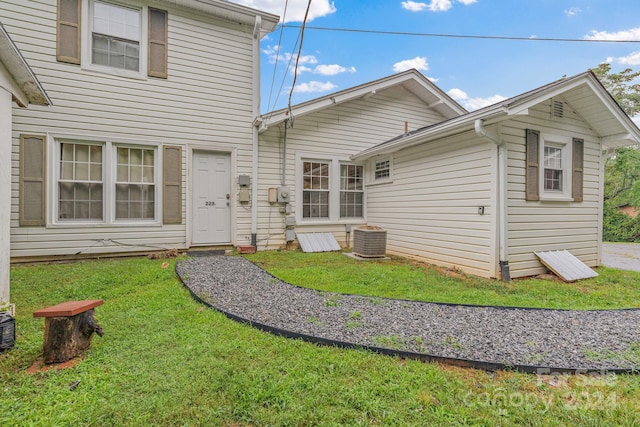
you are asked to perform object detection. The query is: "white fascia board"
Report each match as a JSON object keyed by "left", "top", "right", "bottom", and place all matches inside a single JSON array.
[
  {"left": 352, "top": 109, "right": 506, "bottom": 161},
  {"left": 504, "top": 77, "right": 592, "bottom": 116},
  {"left": 0, "top": 61, "right": 28, "bottom": 107},
  {"left": 0, "top": 23, "right": 51, "bottom": 107},
  {"left": 258, "top": 70, "right": 465, "bottom": 132},
  {"left": 602, "top": 133, "right": 640, "bottom": 149},
  {"left": 166, "top": 0, "right": 279, "bottom": 31}
]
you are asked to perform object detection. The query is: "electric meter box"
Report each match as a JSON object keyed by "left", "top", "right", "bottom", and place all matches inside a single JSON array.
[{"left": 277, "top": 186, "right": 291, "bottom": 203}]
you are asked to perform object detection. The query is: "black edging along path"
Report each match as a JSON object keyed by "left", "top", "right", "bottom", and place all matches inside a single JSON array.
[{"left": 176, "top": 255, "right": 640, "bottom": 374}]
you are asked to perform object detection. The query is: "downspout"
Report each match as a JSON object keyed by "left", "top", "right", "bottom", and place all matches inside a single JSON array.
[
  {"left": 281, "top": 120, "right": 288, "bottom": 186},
  {"left": 250, "top": 16, "right": 261, "bottom": 247},
  {"left": 475, "top": 119, "right": 510, "bottom": 281}
]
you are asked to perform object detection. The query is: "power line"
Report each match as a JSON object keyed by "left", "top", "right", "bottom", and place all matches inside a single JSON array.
[
  {"left": 265, "top": 0, "right": 289, "bottom": 113},
  {"left": 281, "top": 24, "right": 640, "bottom": 43},
  {"left": 288, "top": 0, "right": 313, "bottom": 112}
]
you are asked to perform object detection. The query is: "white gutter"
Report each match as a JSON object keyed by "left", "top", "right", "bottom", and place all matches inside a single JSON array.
[
  {"left": 250, "top": 16, "right": 261, "bottom": 246},
  {"left": 475, "top": 119, "right": 510, "bottom": 281}
]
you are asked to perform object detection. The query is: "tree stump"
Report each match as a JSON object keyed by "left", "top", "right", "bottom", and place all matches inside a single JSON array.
[{"left": 34, "top": 300, "right": 104, "bottom": 364}]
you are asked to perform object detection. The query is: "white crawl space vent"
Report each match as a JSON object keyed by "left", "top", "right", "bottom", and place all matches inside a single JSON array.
[{"left": 353, "top": 227, "right": 387, "bottom": 258}]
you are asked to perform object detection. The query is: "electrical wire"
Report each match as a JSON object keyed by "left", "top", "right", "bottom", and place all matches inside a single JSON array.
[
  {"left": 281, "top": 24, "right": 640, "bottom": 43},
  {"left": 266, "top": 0, "right": 289, "bottom": 113},
  {"left": 287, "top": 0, "right": 313, "bottom": 112},
  {"left": 270, "top": 28, "right": 302, "bottom": 113}
]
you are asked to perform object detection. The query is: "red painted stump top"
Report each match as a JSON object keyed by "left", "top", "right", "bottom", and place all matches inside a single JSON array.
[{"left": 33, "top": 300, "right": 104, "bottom": 318}]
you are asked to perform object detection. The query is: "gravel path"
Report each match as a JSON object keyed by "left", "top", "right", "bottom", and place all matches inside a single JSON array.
[{"left": 177, "top": 255, "right": 640, "bottom": 372}]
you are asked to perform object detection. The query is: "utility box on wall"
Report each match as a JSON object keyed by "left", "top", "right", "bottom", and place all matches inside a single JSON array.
[{"left": 277, "top": 186, "right": 290, "bottom": 203}]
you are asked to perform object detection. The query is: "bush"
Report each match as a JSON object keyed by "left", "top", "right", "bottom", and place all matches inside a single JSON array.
[{"left": 603, "top": 203, "right": 640, "bottom": 242}]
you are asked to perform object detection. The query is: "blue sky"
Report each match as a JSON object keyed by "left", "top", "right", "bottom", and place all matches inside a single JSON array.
[{"left": 231, "top": 1, "right": 640, "bottom": 114}]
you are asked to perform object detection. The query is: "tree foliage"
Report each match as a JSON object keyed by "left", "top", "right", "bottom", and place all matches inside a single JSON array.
[
  {"left": 592, "top": 64, "right": 640, "bottom": 241},
  {"left": 592, "top": 63, "right": 640, "bottom": 117}
]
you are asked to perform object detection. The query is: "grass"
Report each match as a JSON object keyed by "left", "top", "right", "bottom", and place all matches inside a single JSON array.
[
  {"left": 1, "top": 254, "right": 639, "bottom": 425},
  {"left": 246, "top": 251, "right": 640, "bottom": 310}
]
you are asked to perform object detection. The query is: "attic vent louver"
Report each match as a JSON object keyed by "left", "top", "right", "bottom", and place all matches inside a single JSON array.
[{"left": 552, "top": 100, "right": 564, "bottom": 118}]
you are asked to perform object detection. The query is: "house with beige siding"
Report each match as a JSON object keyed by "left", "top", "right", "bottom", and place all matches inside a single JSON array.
[
  {"left": 2, "top": 0, "right": 278, "bottom": 265},
  {"left": 256, "top": 71, "right": 640, "bottom": 279},
  {"left": 4, "top": 1, "right": 638, "bottom": 283},
  {"left": 1, "top": 22, "right": 51, "bottom": 306},
  {"left": 254, "top": 70, "right": 466, "bottom": 248},
  {"left": 352, "top": 71, "right": 640, "bottom": 279}
]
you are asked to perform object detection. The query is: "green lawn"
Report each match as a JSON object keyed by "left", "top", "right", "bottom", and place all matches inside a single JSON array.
[
  {"left": 1, "top": 254, "right": 639, "bottom": 426},
  {"left": 246, "top": 251, "right": 640, "bottom": 310}
]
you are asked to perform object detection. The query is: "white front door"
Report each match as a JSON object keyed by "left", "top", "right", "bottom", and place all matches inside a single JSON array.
[{"left": 192, "top": 151, "right": 231, "bottom": 244}]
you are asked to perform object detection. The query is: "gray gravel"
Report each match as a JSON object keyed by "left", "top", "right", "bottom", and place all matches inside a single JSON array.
[{"left": 177, "top": 255, "right": 640, "bottom": 371}]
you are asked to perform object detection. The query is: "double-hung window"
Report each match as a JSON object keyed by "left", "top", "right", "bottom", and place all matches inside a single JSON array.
[
  {"left": 340, "top": 164, "right": 363, "bottom": 218},
  {"left": 302, "top": 161, "right": 330, "bottom": 218},
  {"left": 56, "top": 0, "right": 168, "bottom": 78},
  {"left": 299, "top": 155, "right": 364, "bottom": 222},
  {"left": 116, "top": 147, "right": 155, "bottom": 219},
  {"left": 525, "top": 129, "right": 584, "bottom": 202},
  {"left": 59, "top": 142, "right": 104, "bottom": 220},
  {"left": 543, "top": 145, "right": 563, "bottom": 191},
  {"left": 54, "top": 138, "right": 158, "bottom": 224},
  {"left": 91, "top": 1, "right": 141, "bottom": 72}
]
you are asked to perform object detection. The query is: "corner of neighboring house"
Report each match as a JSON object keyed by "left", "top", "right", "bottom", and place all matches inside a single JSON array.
[{"left": 0, "top": 22, "right": 50, "bottom": 307}]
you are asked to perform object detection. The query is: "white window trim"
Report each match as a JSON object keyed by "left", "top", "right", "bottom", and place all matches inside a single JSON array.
[
  {"left": 47, "top": 134, "right": 161, "bottom": 227},
  {"left": 367, "top": 155, "right": 393, "bottom": 186},
  {"left": 295, "top": 153, "right": 366, "bottom": 225},
  {"left": 81, "top": 0, "right": 149, "bottom": 80},
  {"left": 539, "top": 133, "right": 573, "bottom": 201}
]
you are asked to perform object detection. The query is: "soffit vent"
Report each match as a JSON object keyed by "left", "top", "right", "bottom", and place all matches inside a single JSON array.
[{"left": 552, "top": 100, "right": 564, "bottom": 118}]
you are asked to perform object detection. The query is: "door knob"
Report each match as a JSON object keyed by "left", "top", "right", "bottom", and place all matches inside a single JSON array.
[{"left": 226, "top": 193, "right": 230, "bottom": 199}]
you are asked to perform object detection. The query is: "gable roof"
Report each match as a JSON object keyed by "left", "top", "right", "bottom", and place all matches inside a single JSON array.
[
  {"left": 163, "top": 0, "right": 279, "bottom": 36},
  {"left": 353, "top": 70, "right": 640, "bottom": 160},
  {"left": 256, "top": 69, "right": 467, "bottom": 132},
  {"left": 0, "top": 22, "right": 50, "bottom": 107}
]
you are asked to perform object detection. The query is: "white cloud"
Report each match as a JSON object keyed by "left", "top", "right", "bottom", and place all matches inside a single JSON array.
[
  {"left": 296, "top": 65, "right": 314, "bottom": 73},
  {"left": 393, "top": 56, "right": 429, "bottom": 72},
  {"left": 313, "top": 64, "right": 356, "bottom": 75},
  {"left": 584, "top": 27, "right": 640, "bottom": 41},
  {"left": 428, "top": 0, "right": 453, "bottom": 12},
  {"left": 447, "top": 88, "right": 468, "bottom": 100},
  {"left": 262, "top": 47, "right": 319, "bottom": 65},
  {"left": 402, "top": 0, "right": 475, "bottom": 13},
  {"left": 607, "top": 51, "right": 640, "bottom": 66},
  {"left": 447, "top": 88, "right": 506, "bottom": 111},
  {"left": 230, "top": 0, "right": 336, "bottom": 23},
  {"left": 293, "top": 81, "right": 338, "bottom": 93},
  {"left": 564, "top": 7, "right": 581, "bottom": 17},
  {"left": 401, "top": 1, "right": 428, "bottom": 12}
]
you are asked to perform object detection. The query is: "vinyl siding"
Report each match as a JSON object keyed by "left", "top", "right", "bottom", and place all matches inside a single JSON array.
[
  {"left": 503, "top": 99, "right": 603, "bottom": 278},
  {"left": 256, "top": 87, "right": 448, "bottom": 249},
  {"left": 365, "top": 131, "right": 498, "bottom": 278},
  {"left": 4, "top": 0, "right": 256, "bottom": 258}
]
